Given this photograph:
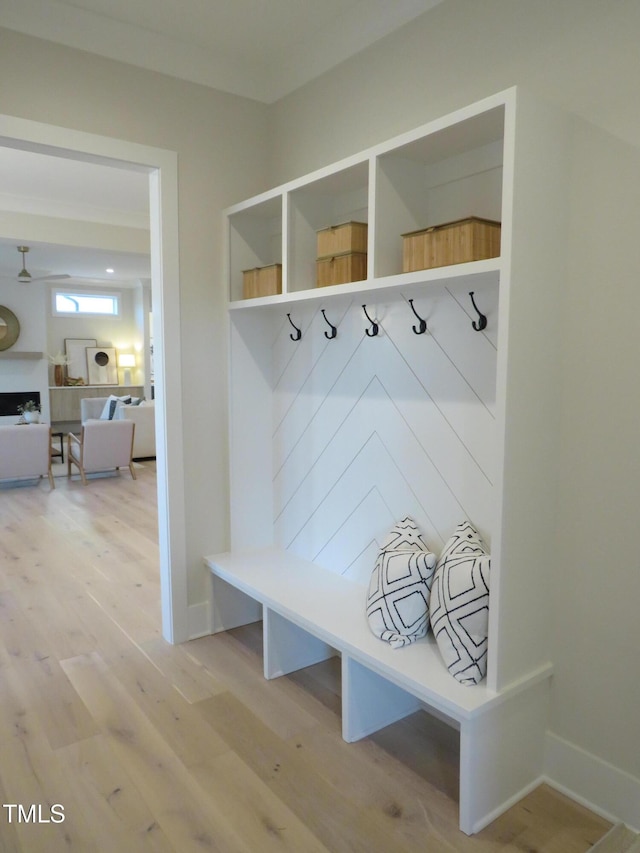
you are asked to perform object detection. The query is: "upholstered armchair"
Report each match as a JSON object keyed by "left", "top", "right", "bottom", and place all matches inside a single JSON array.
[
  {"left": 0, "top": 424, "right": 55, "bottom": 488},
  {"left": 67, "top": 419, "right": 136, "bottom": 485},
  {"left": 80, "top": 396, "right": 156, "bottom": 458}
]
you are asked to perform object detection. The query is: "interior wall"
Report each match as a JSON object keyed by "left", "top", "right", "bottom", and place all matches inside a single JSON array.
[
  {"left": 46, "top": 286, "right": 140, "bottom": 386},
  {"left": 551, "top": 122, "right": 640, "bottom": 780},
  {"left": 0, "top": 274, "right": 49, "bottom": 422},
  {"left": 133, "top": 282, "right": 152, "bottom": 397},
  {"left": 0, "top": 26, "right": 269, "bottom": 607},
  {"left": 266, "top": 0, "right": 640, "bottom": 816},
  {"left": 0, "top": 279, "right": 136, "bottom": 415},
  {"left": 268, "top": 0, "right": 640, "bottom": 182}
]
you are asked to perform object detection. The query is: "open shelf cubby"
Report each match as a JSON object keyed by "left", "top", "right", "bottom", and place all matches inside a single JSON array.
[
  {"left": 288, "top": 159, "right": 369, "bottom": 293},
  {"left": 228, "top": 193, "right": 283, "bottom": 303},
  {"left": 373, "top": 105, "right": 504, "bottom": 279}
]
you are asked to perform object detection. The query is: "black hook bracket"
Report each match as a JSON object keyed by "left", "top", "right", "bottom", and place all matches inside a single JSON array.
[
  {"left": 408, "top": 298, "right": 427, "bottom": 335},
  {"left": 362, "top": 304, "right": 379, "bottom": 337},
  {"left": 321, "top": 309, "right": 337, "bottom": 339},
  {"left": 469, "top": 292, "right": 487, "bottom": 332},
  {"left": 287, "top": 313, "right": 302, "bottom": 341}
]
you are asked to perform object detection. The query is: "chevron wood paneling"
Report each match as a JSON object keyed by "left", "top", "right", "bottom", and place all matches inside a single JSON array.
[{"left": 261, "top": 284, "right": 499, "bottom": 584}]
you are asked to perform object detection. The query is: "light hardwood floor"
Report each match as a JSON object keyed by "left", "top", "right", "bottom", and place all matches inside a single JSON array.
[{"left": 0, "top": 462, "right": 611, "bottom": 852}]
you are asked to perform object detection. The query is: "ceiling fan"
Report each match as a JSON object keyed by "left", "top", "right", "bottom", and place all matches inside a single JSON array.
[{"left": 16, "top": 246, "right": 71, "bottom": 283}]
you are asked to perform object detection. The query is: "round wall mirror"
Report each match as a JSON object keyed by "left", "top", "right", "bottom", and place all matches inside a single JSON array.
[{"left": 0, "top": 305, "right": 20, "bottom": 351}]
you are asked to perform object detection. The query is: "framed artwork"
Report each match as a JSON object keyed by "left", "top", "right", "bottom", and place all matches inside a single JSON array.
[
  {"left": 65, "top": 338, "right": 97, "bottom": 383},
  {"left": 86, "top": 346, "right": 118, "bottom": 385},
  {"left": 0, "top": 305, "right": 20, "bottom": 351}
]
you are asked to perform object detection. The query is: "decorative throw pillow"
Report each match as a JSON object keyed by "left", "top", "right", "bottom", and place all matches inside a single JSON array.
[
  {"left": 100, "top": 394, "right": 132, "bottom": 420},
  {"left": 429, "top": 521, "right": 491, "bottom": 685},
  {"left": 366, "top": 517, "right": 437, "bottom": 649},
  {"left": 379, "top": 515, "right": 433, "bottom": 552},
  {"left": 437, "top": 519, "right": 486, "bottom": 561}
]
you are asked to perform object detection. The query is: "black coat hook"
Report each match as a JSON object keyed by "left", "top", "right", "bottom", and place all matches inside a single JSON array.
[
  {"left": 287, "top": 313, "right": 302, "bottom": 341},
  {"left": 408, "top": 298, "right": 427, "bottom": 335},
  {"left": 469, "top": 292, "right": 487, "bottom": 332},
  {"left": 362, "top": 304, "right": 379, "bottom": 337},
  {"left": 321, "top": 309, "right": 337, "bottom": 339}
]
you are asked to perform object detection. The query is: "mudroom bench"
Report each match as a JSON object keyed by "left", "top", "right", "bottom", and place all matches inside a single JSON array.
[{"left": 204, "top": 546, "right": 553, "bottom": 835}]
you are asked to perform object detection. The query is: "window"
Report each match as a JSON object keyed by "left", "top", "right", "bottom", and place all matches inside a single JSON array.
[{"left": 53, "top": 290, "right": 120, "bottom": 317}]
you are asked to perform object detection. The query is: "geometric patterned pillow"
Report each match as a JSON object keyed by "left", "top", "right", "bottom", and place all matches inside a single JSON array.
[
  {"left": 378, "top": 516, "right": 433, "bottom": 552},
  {"left": 100, "top": 394, "right": 132, "bottom": 420},
  {"left": 438, "top": 519, "right": 487, "bottom": 561},
  {"left": 429, "top": 521, "right": 491, "bottom": 685},
  {"left": 366, "top": 517, "right": 437, "bottom": 649}
]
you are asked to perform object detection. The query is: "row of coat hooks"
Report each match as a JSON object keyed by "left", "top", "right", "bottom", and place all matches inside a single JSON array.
[{"left": 286, "top": 291, "right": 487, "bottom": 341}]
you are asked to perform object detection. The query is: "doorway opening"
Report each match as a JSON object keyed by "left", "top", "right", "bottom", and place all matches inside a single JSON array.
[{"left": 0, "top": 114, "right": 187, "bottom": 643}]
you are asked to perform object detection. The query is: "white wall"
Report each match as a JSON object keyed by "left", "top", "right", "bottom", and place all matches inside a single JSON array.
[
  {"left": 551, "top": 122, "right": 640, "bottom": 778},
  {"left": 1, "top": 197, "right": 152, "bottom": 386},
  {"left": 0, "top": 277, "right": 142, "bottom": 408},
  {"left": 0, "top": 26, "right": 269, "bottom": 610},
  {"left": 0, "top": 274, "right": 49, "bottom": 421},
  {"left": 45, "top": 285, "right": 141, "bottom": 386},
  {"left": 267, "top": 0, "right": 640, "bottom": 825},
  {"left": 268, "top": 0, "right": 640, "bottom": 181}
]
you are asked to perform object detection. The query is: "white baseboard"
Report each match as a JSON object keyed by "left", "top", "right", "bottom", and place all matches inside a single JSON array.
[
  {"left": 472, "top": 776, "right": 544, "bottom": 834},
  {"left": 545, "top": 732, "right": 640, "bottom": 832},
  {"left": 187, "top": 600, "right": 212, "bottom": 640}
]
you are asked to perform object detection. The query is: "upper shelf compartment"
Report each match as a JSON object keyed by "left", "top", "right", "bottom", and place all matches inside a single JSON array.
[
  {"left": 373, "top": 105, "right": 505, "bottom": 280},
  {"left": 228, "top": 193, "right": 283, "bottom": 303},
  {"left": 288, "top": 160, "right": 369, "bottom": 294},
  {"left": 226, "top": 93, "right": 508, "bottom": 306}
]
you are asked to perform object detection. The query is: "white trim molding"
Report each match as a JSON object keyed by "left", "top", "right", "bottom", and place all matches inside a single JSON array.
[
  {"left": 545, "top": 732, "right": 640, "bottom": 832},
  {"left": 187, "top": 601, "right": 213, "bottom": 641}
]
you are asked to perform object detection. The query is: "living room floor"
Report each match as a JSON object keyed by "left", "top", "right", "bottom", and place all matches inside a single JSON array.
[{"left": 0, "top": 464, "right": 612, "bottom": 852}]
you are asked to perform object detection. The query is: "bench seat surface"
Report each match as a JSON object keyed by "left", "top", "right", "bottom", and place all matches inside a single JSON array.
[{"left": 205, "top": 546, "right": 497, "bottom": 721}]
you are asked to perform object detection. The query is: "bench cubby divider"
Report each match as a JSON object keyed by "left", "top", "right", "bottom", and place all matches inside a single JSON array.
[
  {"left": 263, "top": 607, "right": 336, "bottom": 680},
  {"left": 210, "top": 574, "right": 262, "bottom": 634},
  {"left": 342, "top": 655, "right": 422, "bottom": 743}
]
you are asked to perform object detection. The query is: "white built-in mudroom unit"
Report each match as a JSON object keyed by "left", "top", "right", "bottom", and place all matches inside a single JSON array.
[{"left": 205, "top": 87, "right": 570, "bottom": 834}]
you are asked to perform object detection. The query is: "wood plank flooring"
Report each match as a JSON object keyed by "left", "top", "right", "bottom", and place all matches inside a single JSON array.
[{"left": 0, "top": 463, "right": 612, "bottom": 852}]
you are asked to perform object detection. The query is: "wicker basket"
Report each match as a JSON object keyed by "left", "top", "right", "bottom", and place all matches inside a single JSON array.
[
  {"left": 242, "top": 264, "right": 282, "bottom": 299},
  {"left": 402, "top": 217, "right": 501, "bottom": 272}
]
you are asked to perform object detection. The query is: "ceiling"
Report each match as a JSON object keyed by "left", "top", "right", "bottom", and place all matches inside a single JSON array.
[
  {"left": 0, "top": 0, "right": 444, "bottom": 287},
  {"left": 0, "top": 0, "right": 444, "bottom": 103},
  {"left": 0, "top": 238, "right": 151, "bottom": 287},
  {"left": 0, "top": 149, "right": 149, "bottom": 230},
  {"left": 0, "top": 148, "right": 151, "bottom": 286}
]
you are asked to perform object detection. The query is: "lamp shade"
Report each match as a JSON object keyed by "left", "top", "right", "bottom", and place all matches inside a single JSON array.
[{"left": 118, "top": 353, "right": 136, "bottom": 367}]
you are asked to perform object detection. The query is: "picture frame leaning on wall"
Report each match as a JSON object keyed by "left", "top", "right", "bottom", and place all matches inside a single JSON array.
[
  {"left": 65, "top": 338, "right": 97, "bottom": 384},
  {"left": 86, "top": 346, "right": 118, "bottom": 385}
]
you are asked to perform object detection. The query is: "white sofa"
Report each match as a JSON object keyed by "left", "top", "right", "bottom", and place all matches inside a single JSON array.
[
  {"left": 116, "top": 403, "right": 156, "bottom": 459},
  {"left": 80, "top": 396, "right": 156, "bottom": 459}
]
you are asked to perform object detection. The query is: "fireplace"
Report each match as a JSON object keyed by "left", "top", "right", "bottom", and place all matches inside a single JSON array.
[{"left": 0, "top": 391, "right": 41, "bottom": 418}]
